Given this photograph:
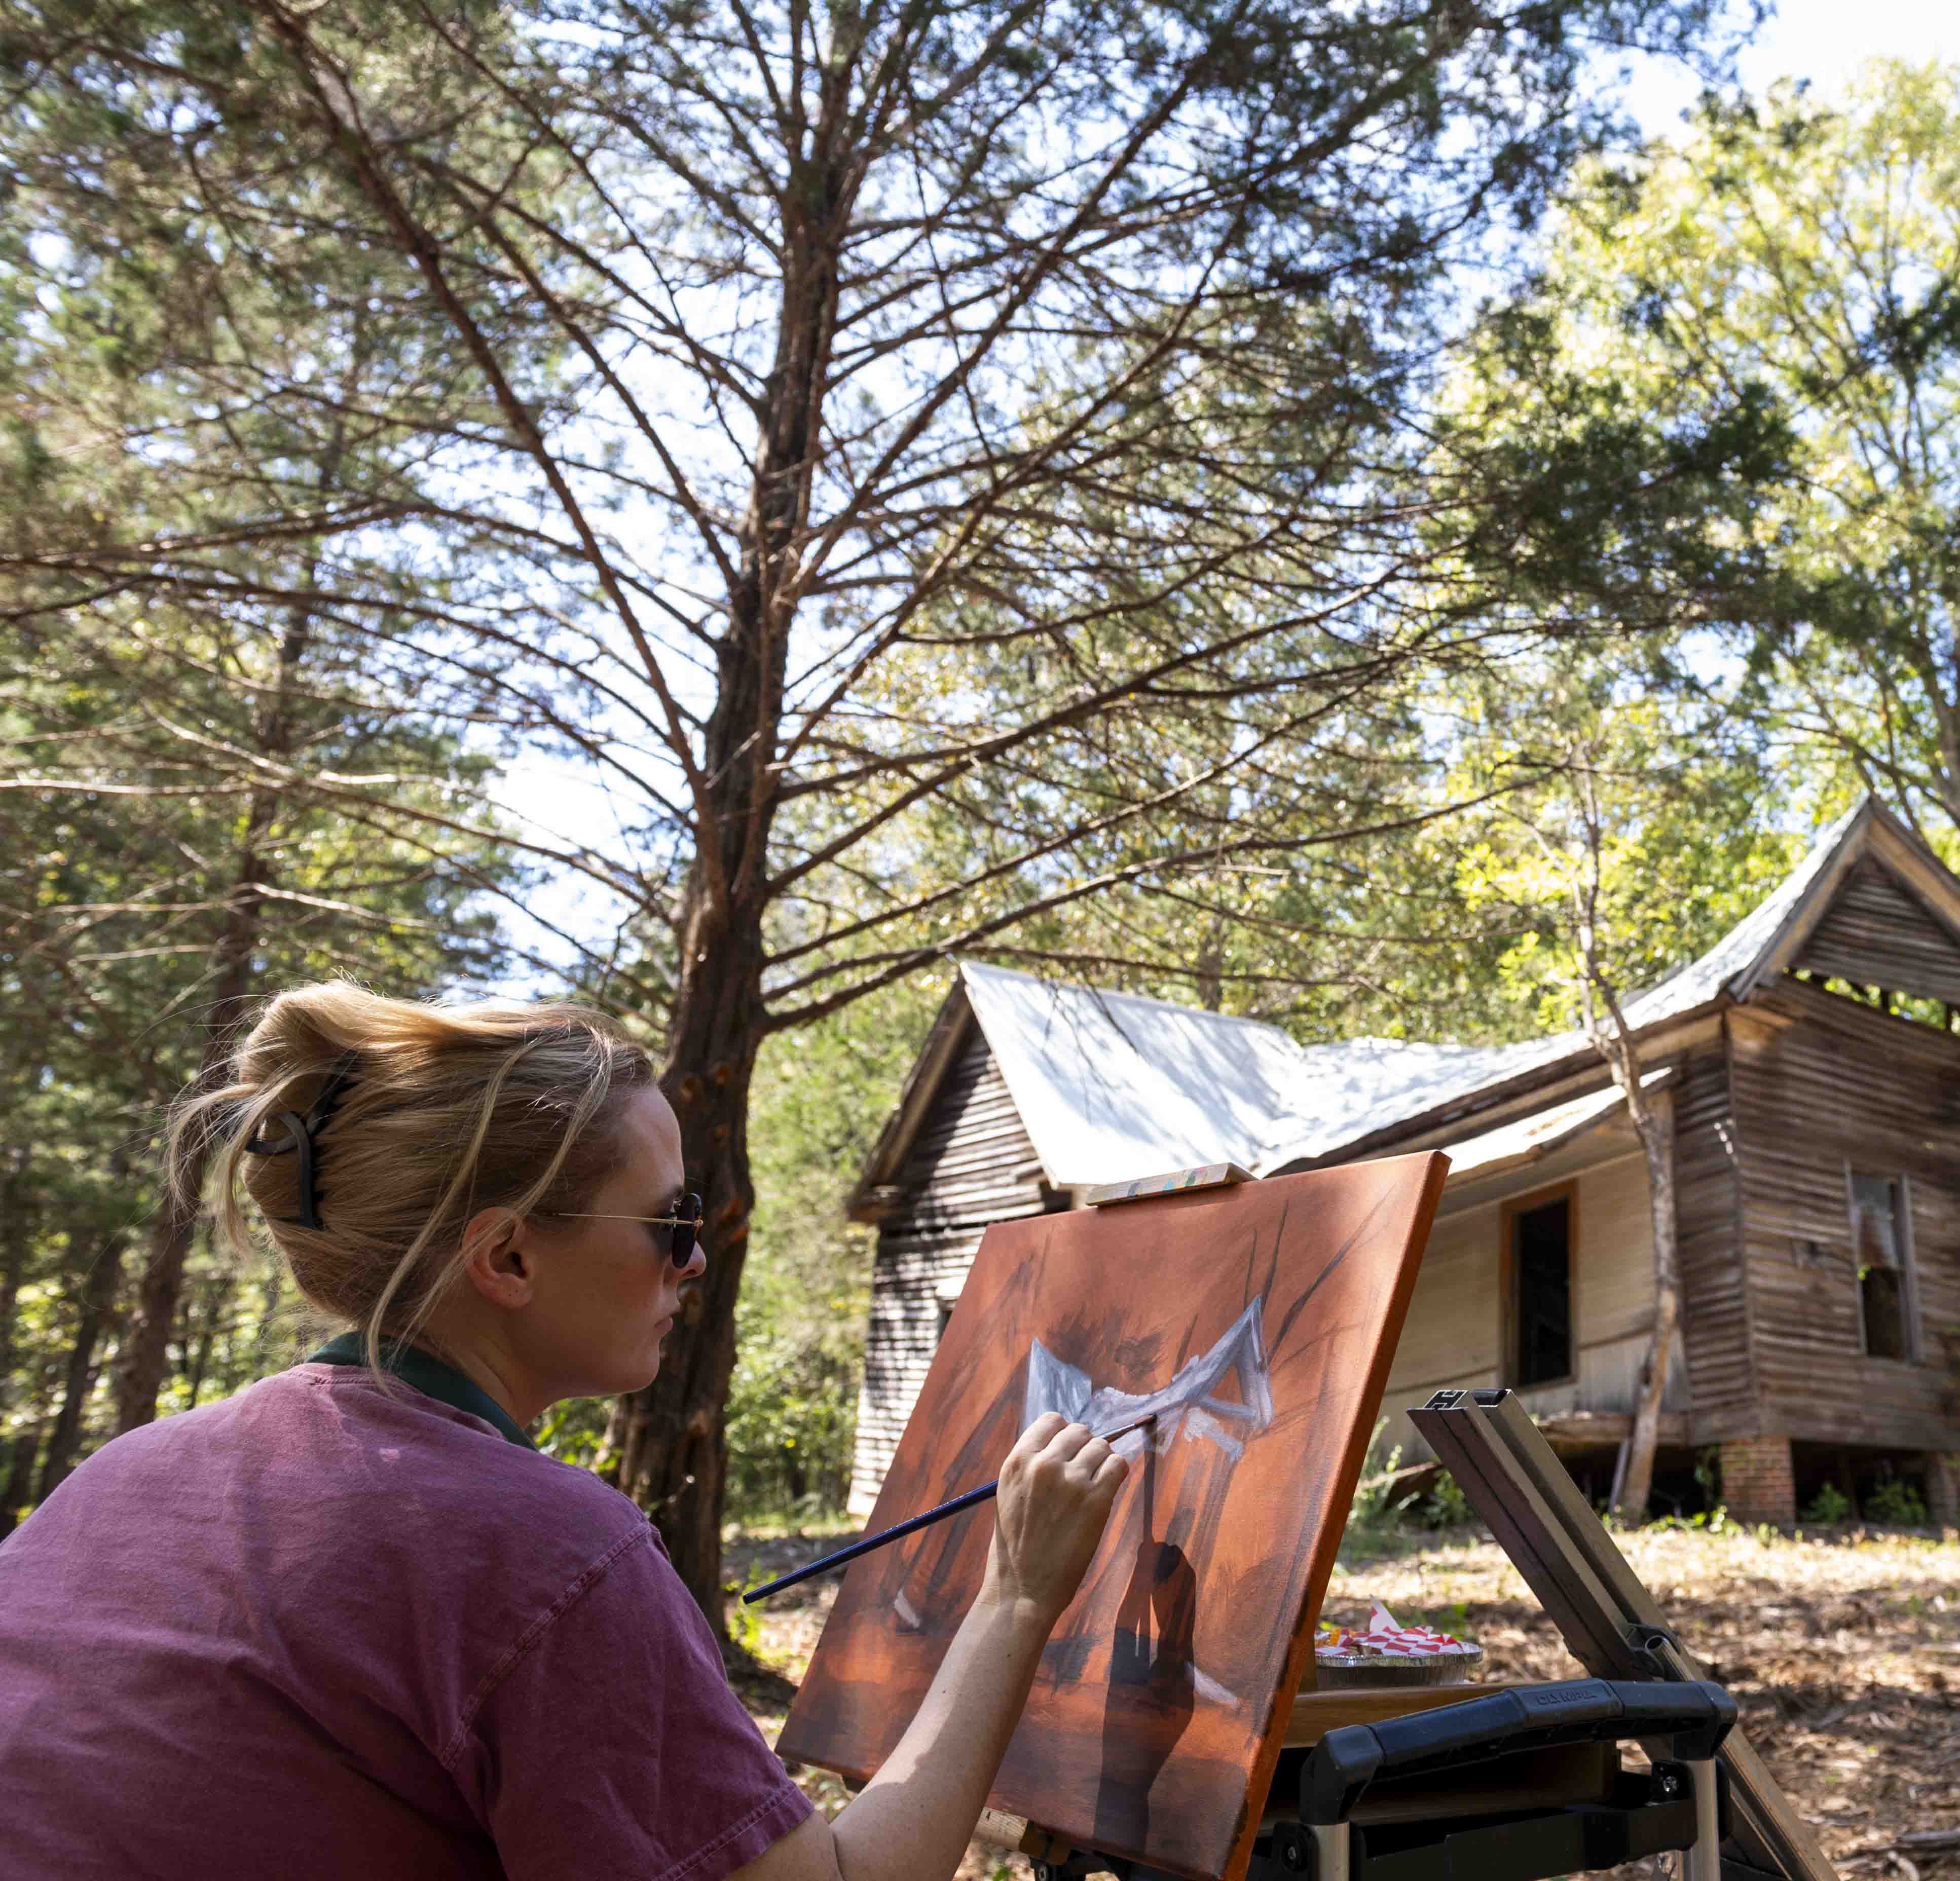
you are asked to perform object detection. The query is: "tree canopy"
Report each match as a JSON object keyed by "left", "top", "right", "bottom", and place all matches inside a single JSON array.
[{"left": 38, "top": 5, "right": 1960, "bottom": 1620}]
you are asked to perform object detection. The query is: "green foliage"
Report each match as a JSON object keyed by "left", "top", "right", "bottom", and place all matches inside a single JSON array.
[
  {"left": 1421, "top": 1474, "right": 1474, "bottom": 1531},
  {"left": 0, "top": 0, "right": 531, "bottom": 1489},
  {"left": 1432, "top": 639, "right": 1798, "bottom": 1042},
  {"left": 0, "top": 0, "right": 1875, "bottom": 1585},
  {"left": 1454, "top": 60, "right": 1960, "bottom": 848},
  {"left": 724, "top": 981, "right": 941, "bottom": 1521},
  {"left": 1867, "top": 1476, "right": 1930, "bottom": 1527},
  {"left": 729, "top": 1565, "right": 769, "bottom": 1660},
  {"left": 1342, "top": 1423, "right": 1407, "bottom": 1538},
  {"left": 1803, "top": 1483, "right": 1853, "bottom": 1525},
  {"left": 1644, "top": 1506, "right": 1737, "bottom": 1536}
]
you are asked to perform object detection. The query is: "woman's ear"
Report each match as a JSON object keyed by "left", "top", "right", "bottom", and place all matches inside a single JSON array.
[{"left": 457, "top": 1208, "right": 535, "bottom": 1310}]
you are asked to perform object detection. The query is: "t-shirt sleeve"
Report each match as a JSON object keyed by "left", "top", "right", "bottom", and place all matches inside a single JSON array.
[{"left": 453, "top": 1526, "right": 815, "bottom": 1881}]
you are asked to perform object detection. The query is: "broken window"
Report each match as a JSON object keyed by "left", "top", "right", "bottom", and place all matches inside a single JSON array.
[
  {"left": 1850, "top": 1172, "right": 1916, "bottom": 1362},
  {"left": 1510, "top": 1193, "right": 1574, "bottom": 1388}
]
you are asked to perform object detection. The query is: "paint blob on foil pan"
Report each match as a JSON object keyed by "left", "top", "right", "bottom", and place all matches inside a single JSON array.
[{"left": 1314, "top": 1602, "right": 1484, "bottom": 1688}]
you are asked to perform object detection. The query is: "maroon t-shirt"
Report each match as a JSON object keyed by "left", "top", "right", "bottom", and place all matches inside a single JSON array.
[{"left": 0, "top": 1363, "right": 812, "bottom": 1879}]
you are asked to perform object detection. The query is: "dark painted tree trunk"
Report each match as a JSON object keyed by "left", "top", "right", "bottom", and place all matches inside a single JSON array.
[{"left": 37, "top": 1228, "right": 126, "bottom": 1501}]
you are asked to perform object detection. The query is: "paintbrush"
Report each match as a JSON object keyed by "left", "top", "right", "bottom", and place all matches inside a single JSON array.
[{"left": 741, "top": 1413, "right": 1158, "bottom": 1603}]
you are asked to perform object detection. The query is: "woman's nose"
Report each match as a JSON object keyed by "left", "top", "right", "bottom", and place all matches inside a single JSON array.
[{"left": 679, "top": 1244, "right": 708, "bottom": 1281}]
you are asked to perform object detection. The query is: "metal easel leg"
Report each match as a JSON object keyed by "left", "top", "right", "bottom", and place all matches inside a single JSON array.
[
  {"left": 1683, "top": 1760, "right": 1721, "bottom": 1881},
  {"left": 1303, "top": 1822, "right": 1348, "bottom": 1881}
]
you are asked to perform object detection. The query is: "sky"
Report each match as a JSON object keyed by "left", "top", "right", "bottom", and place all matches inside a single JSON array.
[
  {"left": 1623, "top": 0, "right": 1957, "bottom": 136},
  {"left": 484, "top": 0, "right": 1960, "bottom": 996}
]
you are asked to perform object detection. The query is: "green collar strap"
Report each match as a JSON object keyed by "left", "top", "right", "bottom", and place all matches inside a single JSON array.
[{"left": 306, "top": 1332, "right": 536, "bottom": 1451}]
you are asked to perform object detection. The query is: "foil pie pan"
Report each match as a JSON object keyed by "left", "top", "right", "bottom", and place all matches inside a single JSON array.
[{"left": 1313, "top": 1643, "right": 1484, "bottom": 1688}]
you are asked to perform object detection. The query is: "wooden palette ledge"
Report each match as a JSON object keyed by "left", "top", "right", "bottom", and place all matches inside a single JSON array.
[{"left": 1283, "top": 1680, "right": 1526, "bottom": 1748}]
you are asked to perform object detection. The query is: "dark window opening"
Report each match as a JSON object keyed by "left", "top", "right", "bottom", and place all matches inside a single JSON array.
[
  {"left": 1850, "top": 1172, "right": 1915, "bottom": 1361},
  {"left": 935, "top": 1300, "right": 954, "bottom": 1346},
  {"left": 1512, "top": 1196, "right": 1573, "bottom": 1387}
]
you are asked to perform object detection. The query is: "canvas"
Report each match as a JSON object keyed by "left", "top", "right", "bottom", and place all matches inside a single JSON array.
[{"left": 777, "top": 1154, "right": 1449, "bottom": 1881}]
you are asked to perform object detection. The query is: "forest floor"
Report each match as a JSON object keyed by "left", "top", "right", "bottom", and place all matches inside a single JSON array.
[{"left": 725, "top": 1519, "right": 1960, "bottom": 1879}]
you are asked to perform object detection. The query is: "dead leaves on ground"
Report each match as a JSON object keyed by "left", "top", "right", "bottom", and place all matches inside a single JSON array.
[{"left": 728, "top": 1522, "right": 1960, "bottom": 1874}]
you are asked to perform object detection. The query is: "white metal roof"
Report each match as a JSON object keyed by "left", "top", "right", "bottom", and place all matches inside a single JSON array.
[
  {"left": 1252, "top": 799, "right": 1868, "bottom": 1172},
  {"left": 959, "top": 962, "right": 1311, "bottom": 1187},
  {"left": 931, "top": 798, "right": 1932, "bottom": 1196},
  {"left": 1427, "top": 1070, "right": 1672, "bottom": 1184}
]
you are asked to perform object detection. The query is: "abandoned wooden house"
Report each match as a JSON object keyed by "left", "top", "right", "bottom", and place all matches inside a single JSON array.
[{"left": 846, "top": 797, "right": 1960, "bottom": 1529}]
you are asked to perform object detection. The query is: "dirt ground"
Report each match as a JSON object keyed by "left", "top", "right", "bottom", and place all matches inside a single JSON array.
[{"left": 727, "top": 1519, "right": 1960, "bottom": 1878}]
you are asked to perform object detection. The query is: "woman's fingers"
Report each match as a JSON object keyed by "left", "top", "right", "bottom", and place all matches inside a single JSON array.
[
  {"left": 1062, "top": 1432, "right": 1113, "bottom": 1479},
  {"left": 1089, "top": 1446, "right": 1130, "bottom": 1494},
  {"left": 1040, "top": 1421, "right": 1098, "bottom": 1464},
  {"left": 987, "top": 1418, "right": 1134, "bottom": 1623},
  {"left": 1008, "top": 1411, "right": 1068, "bottom": 1463}
]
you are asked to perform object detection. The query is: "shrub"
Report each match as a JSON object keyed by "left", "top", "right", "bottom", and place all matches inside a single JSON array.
[
  {"left": 1422, "top": 1474, "right": 1473, "bottom": 1529},
  {"left": 1802, "top": 1483, "right": 1852, "bottom": 1525},
  {"left": 1345, "top": 1422, "right": 1404, "bottom": 1531},
  {"left": 1867, "top": 1476, "right": 1928, "bottom": 1526}
]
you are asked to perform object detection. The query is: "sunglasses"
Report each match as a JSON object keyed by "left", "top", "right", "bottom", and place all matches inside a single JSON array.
[{"left": 545, "top": 1192, "right": 705, "bottom": 1268}]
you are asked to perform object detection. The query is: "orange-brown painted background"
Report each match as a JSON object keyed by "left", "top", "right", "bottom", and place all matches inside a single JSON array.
[{"left": 778, "top": 1155, "right": 1448, "bottom": 1881}]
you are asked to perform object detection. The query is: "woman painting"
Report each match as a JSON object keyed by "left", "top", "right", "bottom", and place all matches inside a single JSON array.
[{"left": 0, "top": 985, "right": 1127, "bottom": 1879}]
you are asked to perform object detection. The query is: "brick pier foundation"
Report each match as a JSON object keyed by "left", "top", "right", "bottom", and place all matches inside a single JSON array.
[
  {"left": 1928, "top": 1453, "right": 1959, "bottom": 1530},
  {"left": 1720, "top": 1436, "right": 1795, "bottom": 1528}
]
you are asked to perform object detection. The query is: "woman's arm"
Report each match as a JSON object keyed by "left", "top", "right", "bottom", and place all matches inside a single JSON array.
[{"left": 733, "top": 1413, "right": 1129, "bottom": 1881}]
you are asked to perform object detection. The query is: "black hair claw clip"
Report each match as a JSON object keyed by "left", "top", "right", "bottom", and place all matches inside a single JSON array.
[{"left": 243, "top": 1054, "right": 359, "bottom": 1230}]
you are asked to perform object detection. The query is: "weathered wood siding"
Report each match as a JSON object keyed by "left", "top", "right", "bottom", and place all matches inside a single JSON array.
[
  {"left": 1726, "top": 979, "right": 1960, "bottom": 1450},
  {"left": 1792, "top": 857, "right": 1960, "bottom": 1004},
  {"left": 1377, "top": 1135, "right": 1687, "bottom": 1462},
  {"left": 1672, "top": 1042, "right": 1755, "bottom": 1441},
  {"left": 847, "top": 1029, "right": 1048, "bottom": 1515}
]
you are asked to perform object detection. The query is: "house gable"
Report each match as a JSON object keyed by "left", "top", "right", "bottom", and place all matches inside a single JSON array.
[
  {"left": 847, "top": 1028, "right": 1048, "bottom": 1514},
  {"left": 1789, "top": 855, "right": 1960, "bottom": 1006},
  {"left": 890, "top": 1027, "right": 1048, "bottom": 1227}
]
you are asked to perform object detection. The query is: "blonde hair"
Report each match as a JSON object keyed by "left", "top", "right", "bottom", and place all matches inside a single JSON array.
[{"left": 169, "top": 981, "right": 658, "bottom": 1368}]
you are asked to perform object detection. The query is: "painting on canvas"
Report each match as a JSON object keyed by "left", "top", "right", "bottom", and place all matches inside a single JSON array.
[{"left": 776, "top": 1154, "right": 1449, "bottom": 1881}]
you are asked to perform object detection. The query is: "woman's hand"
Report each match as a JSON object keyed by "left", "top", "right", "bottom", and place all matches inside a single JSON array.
[
  {"left": 982, "top": 1412, "right": 1131, "bottom": 1627},
  {"left": 741, "top": 1417, "right": 1135, "bottom": 1881}
]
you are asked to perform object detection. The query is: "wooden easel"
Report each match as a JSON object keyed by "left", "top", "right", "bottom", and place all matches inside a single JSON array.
[{"left": 983, "top": 1386, "right": 1837, "bottom": 1881}]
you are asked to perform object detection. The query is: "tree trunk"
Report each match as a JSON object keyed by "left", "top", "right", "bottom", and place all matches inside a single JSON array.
[
  {"left": 0, "top": 1423, "right": 44, "bottom": 1539},
  {"left": 253, "top": 1249, "right": 287, "bottom": 1369},
  {"left": 112, "top": 878, "right": 266, "bottom": 1434},
  {"left": 114, "top": 483, "right": 331, "bottom": 1434},
  {"left": 36, "top": 1228, "right": 126, "bottom": 1502},
  {"left": 615, "top": 899, "right": 770, "bottom": 1632},
  {"left": 0, "top": 1147, "right": 33, "bottom": 1419},
  {"left": 184, "top": 1271, "right": 234, "bottom": 1409},
  {"left": 611, "top": 165, "right": 844, "bottom": 1630},
  {"left": 1615, "top": 1086, "right": 1679, "bottom": 1522}
]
